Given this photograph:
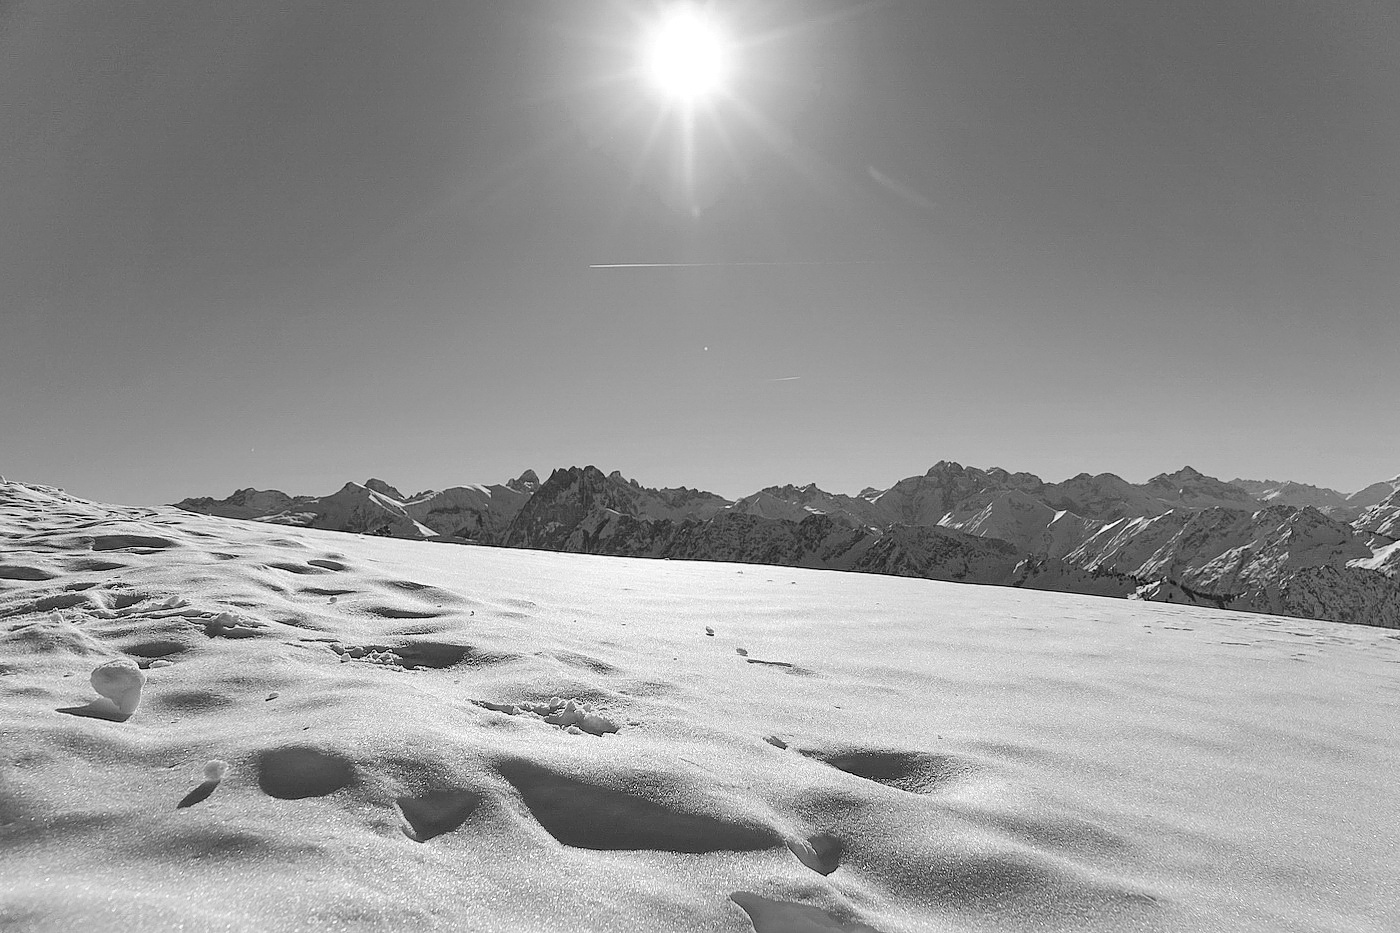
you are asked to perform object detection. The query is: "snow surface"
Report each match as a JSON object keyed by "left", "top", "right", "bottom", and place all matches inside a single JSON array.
[{"left": 2, "top": 479, "right": 1398, "bottom": 932}]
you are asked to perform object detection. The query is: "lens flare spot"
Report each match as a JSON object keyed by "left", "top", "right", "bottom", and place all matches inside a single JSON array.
[{"left": 642, "top": 5, "right": 730, "bottom": 105}]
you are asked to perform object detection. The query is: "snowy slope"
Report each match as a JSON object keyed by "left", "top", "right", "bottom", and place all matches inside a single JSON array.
[{"left": 3, "top": 479, "right": 1398, "bottom": 932}]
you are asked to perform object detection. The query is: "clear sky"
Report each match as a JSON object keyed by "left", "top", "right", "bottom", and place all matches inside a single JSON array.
[{"left": 3, "top": 1, "right": 1397, "bottom": 505}]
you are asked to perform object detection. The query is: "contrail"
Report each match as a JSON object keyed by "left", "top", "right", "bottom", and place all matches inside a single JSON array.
[
  {"left": 590, "top": 260, "right": 882, "bottom": 269},
  {"left": 766, "top": 376, "right": 802, "bottom": 382}
]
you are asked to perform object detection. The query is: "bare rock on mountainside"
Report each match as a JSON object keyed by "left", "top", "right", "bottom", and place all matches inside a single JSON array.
[
  {"left": 662, "top": 512, "right": 877, "bottom": 570},
  {"left": 726, "top": 483, "right": 889, "bottom": 529},
  {"left": 174, "top": 487, "right": 301, "bottom": 520},
  {"left": 1141, "top": 466, "right": 1260, "bottom": 512},
  {"left": 505, "top": 469, "right": 541, "bottom": 494},
  {"left": 364, "top": 478, "right": 406, "bottom": 500},
  {"left": 1353, "top": 488, "right": 1400, "bottom": 542},
  {"left": 494, "top": 472, "right": 1020, "bottom": 582},
  {"left": 502, "top": 466, "right": 730, "bottom": 551},
  {"left": 863, "top": 461, "right": 1047, "bottom": 527},
  {"left": 1020, "top": 505, "right": 1400, "bottom": 625},
  {"left": 1344, "top": 476, "right": 1400, "bottom": 511},
  {"left": 1351, "top": 540, "right": 1400, "bottom": 578},
  {"left": 1046, "top": 466, "right": 1255, "bottom": 522},
  {"left": 1230, "top": 478, "right": 1351, "bottom": 513},
  {"left": 942, "top": 490, "right": 1098, "bottom": 558},
  {"left": 177, "top": 478, "right": 532, "bottom": 542},
  {"left": 855, "top": 524, "right": 1024, "bottom": 584}
]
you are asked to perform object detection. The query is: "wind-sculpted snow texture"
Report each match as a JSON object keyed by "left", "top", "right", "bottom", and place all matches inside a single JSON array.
[
  {"left": 176, "top": 463, "right": 1400, "bottom": 628},
  {"left": 6, "top": 478, "right": 1400, "bottom": 932}
]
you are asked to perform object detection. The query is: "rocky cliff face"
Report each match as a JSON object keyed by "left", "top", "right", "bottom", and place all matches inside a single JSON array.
[
  {"left": 1016, "top": 505, "right": 1399, "bottom": 626},
  {"left": 1230, "top": 478, "right": 1351, "bottom": 513},
  {"left": 500, "top": 466, "right": 734, "bottom": 552},
  {"left": 853, "top": 524, "right": 1023, "bottom": 584},
  {"left": 501, "top": 466, "right": 651, "bottom": 551},
  {"left": 726, "top": 484, "right": 887, "bottom": 529},
  {"left": 495, "top": 469, "right": 1018, "bottom": 581},
  {"left": 1354, "top": 489, "right": 1400, "bottom": 542},
  {"left": 864, "top": 461, "right": 1047, "bottom": 527}
]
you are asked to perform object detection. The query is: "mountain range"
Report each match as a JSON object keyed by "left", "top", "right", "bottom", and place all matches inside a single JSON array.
[{"left": 175, "top": 462, "right": 1400, "bottom": 629}]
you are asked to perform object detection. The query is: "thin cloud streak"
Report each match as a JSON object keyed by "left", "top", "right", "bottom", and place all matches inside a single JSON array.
[{"left": 590, "top": 260, "right": 884, "bottom": 268}]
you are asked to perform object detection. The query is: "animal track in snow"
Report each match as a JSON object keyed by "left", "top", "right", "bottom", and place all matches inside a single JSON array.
[
  {"left": 91, "top": 534, "right": 178, "bottom": 551},
  {"left": 123, "top": 639, "right": 186, "bottom": 660},
  {"left": 364, "top": 605, "right": 444, "bottom": 620},
  {"left": 265, "top": 561, "right": 328, "bottom": 575},
  {"left": 65, "top": 558, "right": 128, "bottom": 572},
  {"left": 787, "top": 832, "right": 845, "bottom": 875},
  {"left": 198, "top": 612, "right": 266, "bottom": 639},
  {"left": 396, "top": 789, "right": 482, "bottom": 842},
  {"left": 0, "top": 591, "right": 92, "bottom": 618},
  {"left": 329, "top": 640, "right": 483, "bottom": 670},
  {"left": 730, "top": 893, "right": 885, "bottom": 933},
  {"left": 256, "top": 746, "right": 356, "bottom": 799},
  {"left": 498, "top": 759, "right": 778, "bottom": 853},
  {"left": 298, "top": 586, "right": 357, "bottom": 597},
  {"left": 473, "top": 697, "right": 620, "bottom": 735},
  {"left": 551, "top": 650, "right": 621, "bottom": 675},
  {"left": 798, "top": 747, "right": 974, "bottom": 794},
  {"left": 745, "top": 657, "right": 817, "bottom": 676},
  {"left": 0, "top": 564, "right": 57, "bottom": 581}
]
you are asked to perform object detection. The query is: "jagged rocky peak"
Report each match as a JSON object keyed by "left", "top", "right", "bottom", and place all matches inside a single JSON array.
[
  {"left": 1235, "top": 479, "right": 1350, "bottom": 511},
  {"left": 173, "top": 486, "right": 299, "bottom": 520},
  {"left": 918, "top": 461, "right": 1045, "bottom": 493},
  {"left": 1140, "top": 467, "right": 1256, "bottom": 509},
  {"left": 606, "top": 469, "right": 644, "bottom": 489},
  {"left": 760, "top": 482, "right": 825, "bottom": 500},
  {"left": 229, "top": 487, "right": 291, "bottom": 504},
  {"left": 506, "top": 469, "right": 541, "bottom": 493},
  {"left": 535, "top": 465, "right": 631, "bottom": 502},
  {"left": 1146, "top": 466, "right": 1206, "bottom": 491},
  {"left": 364, "top": 478, "right": 405, "bottom": 500}
]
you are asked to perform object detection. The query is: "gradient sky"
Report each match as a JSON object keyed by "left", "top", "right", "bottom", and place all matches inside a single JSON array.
[{"left": 3, "top": 0, "right": 1397, "bottom": 505}]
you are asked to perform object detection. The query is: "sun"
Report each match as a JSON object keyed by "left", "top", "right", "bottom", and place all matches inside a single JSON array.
[{"left": 641, "top": 4, "right": 731, "bottom": 107}]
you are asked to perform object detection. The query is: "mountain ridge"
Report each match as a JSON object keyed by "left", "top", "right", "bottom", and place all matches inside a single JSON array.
[{"left": 169, "top": 461, "right": 1400, "bottom": 629}]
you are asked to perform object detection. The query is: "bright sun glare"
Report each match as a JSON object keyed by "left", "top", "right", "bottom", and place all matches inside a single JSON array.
[{"left": 642, "top": 4, "right": 730, "bottom": 106}]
